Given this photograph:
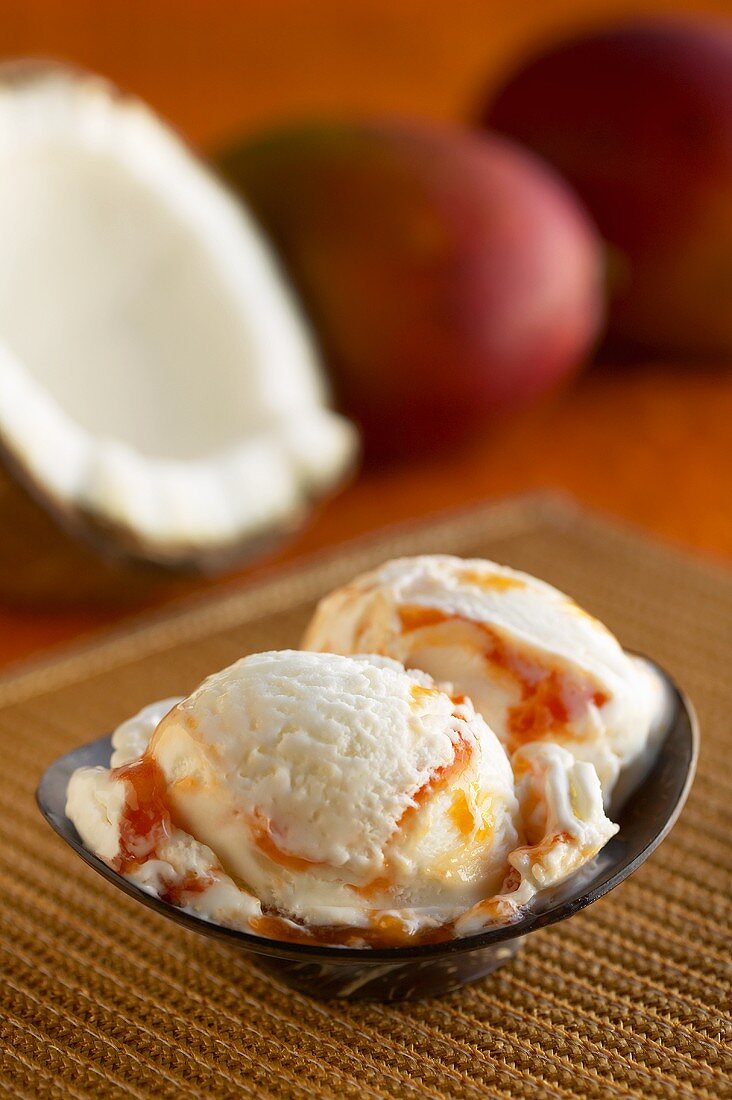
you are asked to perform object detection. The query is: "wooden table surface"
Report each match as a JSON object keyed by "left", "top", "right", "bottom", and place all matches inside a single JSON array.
[{"left": 0, "top": 0, "right": 730, "bottom": 670}]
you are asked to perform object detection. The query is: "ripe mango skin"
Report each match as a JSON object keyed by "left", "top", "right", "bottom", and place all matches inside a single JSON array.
[
  {"left": 219, "top": 122, "right": 603, "bottom": 458},
  {"left": 484, "top": 19, "right": 732, "bottom": 360}
]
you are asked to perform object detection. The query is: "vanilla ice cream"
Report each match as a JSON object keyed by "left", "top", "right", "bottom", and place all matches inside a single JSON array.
[
  {"left": 66, "top": 649, "right": 617, "bottom": 946},
  {"left": 303, "top": 555, "right": 663, "bottom": 800}
]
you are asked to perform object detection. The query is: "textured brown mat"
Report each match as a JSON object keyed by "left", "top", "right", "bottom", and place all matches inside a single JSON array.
[{"left": 1, "top": 493, "right": 730, "bottom": 1099}]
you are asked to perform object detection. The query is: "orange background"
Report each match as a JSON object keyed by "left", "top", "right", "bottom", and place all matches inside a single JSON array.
[{"left": 0, "top": 0, "right": 730, "bottom": 669}]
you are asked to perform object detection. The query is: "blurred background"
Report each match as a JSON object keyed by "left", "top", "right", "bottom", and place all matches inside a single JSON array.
[{"left": 0, "top": 0, "right": 730, "bottom": 667}]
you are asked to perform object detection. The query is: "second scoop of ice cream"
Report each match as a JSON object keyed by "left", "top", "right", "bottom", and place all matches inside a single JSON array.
[{"left": 303, "top": 555, "right": 663, "bottom": 800}]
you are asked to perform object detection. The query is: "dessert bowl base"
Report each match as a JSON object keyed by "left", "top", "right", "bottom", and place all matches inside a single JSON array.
[{"left": 253, "top": 937, "right": 525, "bottom": 1001}]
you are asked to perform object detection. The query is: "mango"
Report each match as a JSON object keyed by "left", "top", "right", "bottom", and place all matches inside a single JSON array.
[
  {"left": 483, "top": 19, "right": 732, "bottom": 359},
  {"left": 218, "top": 122, "right": 603, "bottom": 458}
]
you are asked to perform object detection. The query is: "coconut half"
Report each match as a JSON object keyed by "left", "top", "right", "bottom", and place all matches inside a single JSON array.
[{"left": 0, "top": 64, "right": 356, "bottom": 599}]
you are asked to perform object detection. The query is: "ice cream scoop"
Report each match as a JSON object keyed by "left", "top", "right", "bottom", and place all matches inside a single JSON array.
[
  {"left": 65, "top": 649, "right": 616, "bottom": 946},
  {"left": 303, "top": 556, "right": 663, "bottom": 800}
]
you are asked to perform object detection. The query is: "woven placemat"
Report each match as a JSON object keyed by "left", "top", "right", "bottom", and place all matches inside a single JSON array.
[{"left": 1, "top": 493, "right": 730, "bottom": 1099}]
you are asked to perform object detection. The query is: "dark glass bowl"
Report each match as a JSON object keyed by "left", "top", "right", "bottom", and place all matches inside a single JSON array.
[{"left": 37, "top": 658, "right": 697, "bottom": 1002}]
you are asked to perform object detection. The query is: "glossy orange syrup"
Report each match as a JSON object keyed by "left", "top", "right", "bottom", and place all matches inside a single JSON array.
[
  {"left": 249, "top": 910, "right": 457, "bottom": 948},
  {"left": 456, "top": 570, "right": 526, "bottom": 592},
  {"left": 449, "top": 788, "right": 478, "bottom": 837},
  {"left": 111, "top": 753, "right": 171, "bottom": 874},
  {"left": 397, "top": 605, "right": 609, "bottom": 746},
  {"left": 409, "top": 682, "right": 439, "bottom": 708},
  {"left": 398, "top": 606, "right": 451, "bottom": 632},
  {"left": 110, "top": 753, "right": 215, "bottom": 906},
  {"left": 160, "top": 869, "right": 215, "bottom": 907},
  {"left": 511, "top": 830, "right": 573, "bottom": 862},
  {"left": 250, "top": 812, "right": 330, "bottom": 873}
]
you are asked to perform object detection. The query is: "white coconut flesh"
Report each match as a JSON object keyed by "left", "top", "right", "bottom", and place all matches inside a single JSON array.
[{"left": 0, "top": 68, "right": 356, "bottom": 561}]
